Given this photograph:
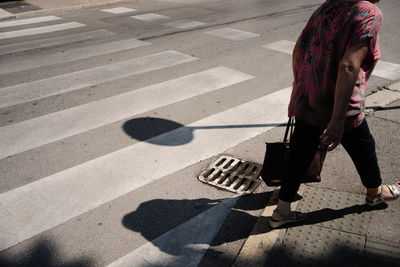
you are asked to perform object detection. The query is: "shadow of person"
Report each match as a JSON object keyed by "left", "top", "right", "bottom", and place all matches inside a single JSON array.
[
  {"left": 259, "top": 202, "right": 388, "bottom": 230},
  {"left": 122, "top": 192, "right": 274, "bottom": 256},
  {"left": 367, "top": 105, "right": 400, "bottom": 111}
]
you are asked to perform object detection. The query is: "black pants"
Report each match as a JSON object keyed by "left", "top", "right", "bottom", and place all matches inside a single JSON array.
[{"left": 279, "top": 118, "right": 382, "bottom": 202}]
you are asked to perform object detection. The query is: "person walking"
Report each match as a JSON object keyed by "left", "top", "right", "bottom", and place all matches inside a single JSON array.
[{"left": 269, "top": 0, "right": 400, "bottom": 228}]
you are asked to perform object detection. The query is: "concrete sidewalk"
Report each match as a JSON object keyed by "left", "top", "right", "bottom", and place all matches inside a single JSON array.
[{"left": 233, "top": 86, "right": 400, "bottom": 267}]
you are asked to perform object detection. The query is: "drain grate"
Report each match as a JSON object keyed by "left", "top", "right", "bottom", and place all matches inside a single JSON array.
[{"left": 198, "top": 155, "right": 263, "bottom": 195}]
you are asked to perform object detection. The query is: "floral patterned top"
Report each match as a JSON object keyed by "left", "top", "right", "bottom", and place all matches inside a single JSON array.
[{"left": 288, "top": 0, "right": 383, "bottom": 129}]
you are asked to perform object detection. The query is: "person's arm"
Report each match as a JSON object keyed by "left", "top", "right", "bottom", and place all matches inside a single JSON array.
[
  {"left": 292, "top": 37, "right": 301, "bottom": 81},
  {"left": 320, "top": 39, "right": 370, "bottom": 151}
]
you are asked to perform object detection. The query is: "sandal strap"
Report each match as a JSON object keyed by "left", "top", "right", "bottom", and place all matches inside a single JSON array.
[
  {"left": 273, "top": 210, "right": 303, "bottom": 220},
  {"left": 366, "top": 190, "right": 382, "bottom": 200},
  {"left": 387, "top": 184, "right": 400, "bottom": 198},
  {"left": 366, "top": 184, "right": 400, "bottom": 202},
  {"left": 366, "top": 193, "right": 383, "bottom": 203}
]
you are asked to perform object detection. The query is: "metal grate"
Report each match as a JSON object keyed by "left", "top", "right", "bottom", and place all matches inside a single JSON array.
[{"left": 198, "top": 155, "right": 263, "bottom": 195}]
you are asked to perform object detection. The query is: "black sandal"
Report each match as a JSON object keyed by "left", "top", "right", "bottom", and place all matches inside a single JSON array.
[{"left": 269, "top": 211, "right": 306, "bottom": 228}]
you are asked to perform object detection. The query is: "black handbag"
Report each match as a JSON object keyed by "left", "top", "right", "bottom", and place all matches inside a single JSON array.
[{"left": 261, "top": 117, "right": 327, "bottom": 186}]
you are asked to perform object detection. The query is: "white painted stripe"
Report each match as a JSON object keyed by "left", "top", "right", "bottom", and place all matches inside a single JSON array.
[
  {"left": 0, "top": 15, "right": 61, "bottom": 28},
  {"left": 0, "top": 29, "right": 115, "bottom": 55},
  {"left": 0, "top": 38, "right": 150, "bottom": 75},
  {"left": 163, "top": 20, "right": 206, "bottom": 29},
  {"left": 0, "top": 87, "right": 291, "bottom": 251},
  {"left": 108, "top": 197, "right": 239, "bottom": 267},
  {"left": 0, "top": 50, "right": 194, "bottom": 109},
  {"left": 0, "top": 8, "right": 14, "bottom": 20},
  {"left": 374, "top": 60, "right": 400, "bottom": 80},
  {"left": 365, "top": 89, "right": 400, "bottom": 109},
  {"left": 263, "top": 40, "right": 400, "bottom": 80},
  {"left": 0, "top": 22, "right": 85, "bottom": 40},
  {"left": 0, "top": 66, "right": 253, "bottom": 159},
  {"left": 101, "top": 7, "right": 136, "bottom": 14},
  {"left": 205, "top": 27, "right": 260, "bottom": 41},
  {"left": 389, "top": 81, "right": 400, "bottom": 91},
  {"left": 131, "top": 13, "right": 170, "bottom": 22},
  {"left": 261, "top": 40, "right": 295, "bottom": 54},
  {"left": 158, "top": 0, "right": 218, "bottom": 4}
]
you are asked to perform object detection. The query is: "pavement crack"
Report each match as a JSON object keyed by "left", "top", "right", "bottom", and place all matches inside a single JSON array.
[
  {"left": 374, "top": 116, "right": 400, "bottom": 125},
  {"left": 132, "top": 252, "right": 154, "bottom": 266},
  {"left": 140, "top": 4, "right": 320, "bottom": 41}
]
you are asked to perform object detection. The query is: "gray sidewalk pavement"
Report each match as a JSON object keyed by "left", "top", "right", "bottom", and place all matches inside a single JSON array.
[{"left": 234, "top": 87, "right": 400, "bottom": 267}]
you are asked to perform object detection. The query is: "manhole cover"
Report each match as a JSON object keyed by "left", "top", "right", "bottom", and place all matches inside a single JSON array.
[{"left": 198, "top": 155, "right": 263, "bottom": 195}]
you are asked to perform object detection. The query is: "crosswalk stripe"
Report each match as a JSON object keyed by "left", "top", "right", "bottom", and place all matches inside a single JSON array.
[
  {"left": 262, "top": 40, "right": 400, "bottom": 80},
  {"left": 131, "top": 13, "right": 170, "bottom": 22},
  {"left": 0, "top": 22, "right": 86, "bottom": 40},
  {"left": 0, "top": 29, "right": 115, "bottom": 55},
  {"left": 163, "top": 20, "right": 206, "bottom": 29},
  {"left": 0, "top": 87, "right": 291, "bottom": 252},
  {"left": 374, "top": 61, "right": 400, "bottom": 80},
  {"left": 0, "top": 8, "right": 13, "bottom": 20},
  {"left": 158, "top": 0, "right": 223, "bottom": 4},
  {"left": 0, "top": 38, "right": 150, "bottom": 75},
  {"left": 0, "top": 66, "right": 252, "bottom": 159},
  {"left": 0, "top": 50, "right": 195, "bottom": 109},
  {"left": 205, "top": 27, "right": 260, "bottom": 41},
  {"left": 101, "top": 7, "right": 137, "bottom": 14},
  {"left": 261, "top": 40, "right": 295, "bottom": 54},
  {"left": 0, "top": 15, "right": 61, "bottom": 28},
  {"left": 107, "top": 197, "right": 239, "bottom": 267}
]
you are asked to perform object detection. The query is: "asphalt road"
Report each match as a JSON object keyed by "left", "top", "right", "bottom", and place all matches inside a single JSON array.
[{"left": 0, "top": 0, "right": 399, "bottom": 266}]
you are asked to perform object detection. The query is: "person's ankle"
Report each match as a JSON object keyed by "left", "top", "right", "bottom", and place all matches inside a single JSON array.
[
  {"left": 273, "top": 199, "right": 292, "bottom": 219},
  {"left": 273, "top": 208, "right": 291, "bottom": 219},
  {"left": 277, "top": 199, "right": 291, "bottom": 209},
  {"left": 367, "top": 185, "right": 382, "bottom": 197}
]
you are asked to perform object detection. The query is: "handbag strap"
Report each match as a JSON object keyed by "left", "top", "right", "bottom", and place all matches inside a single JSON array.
[{"left": 283, "top": 117, "right": 294, "bottom": 143}]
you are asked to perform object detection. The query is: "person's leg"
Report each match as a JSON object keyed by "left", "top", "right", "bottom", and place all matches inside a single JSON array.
[
  {"left": 341, "top": 119, "right": 382, "bottom": 188},
  {"left": 341, "top": 119, "right": 400, "bottom": 203},
  {"left": 272, "top": 119, "right": 324, "bottom": 222}
]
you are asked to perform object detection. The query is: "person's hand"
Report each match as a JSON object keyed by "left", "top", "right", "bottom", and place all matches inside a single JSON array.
[{"left": 320, "top": 120, "right": 345, "bottom": 151}]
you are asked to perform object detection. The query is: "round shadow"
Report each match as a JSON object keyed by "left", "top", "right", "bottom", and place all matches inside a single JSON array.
[{"left": 122, "top": 117, "right": 193, "bottom": 146}]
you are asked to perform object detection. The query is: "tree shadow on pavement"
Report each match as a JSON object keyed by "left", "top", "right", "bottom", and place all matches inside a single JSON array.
[
  {"left": 122, "top": 191, "right": 273, "bottom": 242},
  {"left": 264, "top": 240, "right": 400, "bottom": 267},
  {"left": 0, "top": 1, "right": 41, "bottom": 14},
  {"left": 258, "top": 202, "right": 400, "bottom": 267},
  {"left": 122, "top": 191, "right": 274, "bottom": 264},
  {"left": 0, "top": 239, "right": 94, "bottom": 267},
  {"left": 121, "top": 192, "right": 399, "bottom": 266}
]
